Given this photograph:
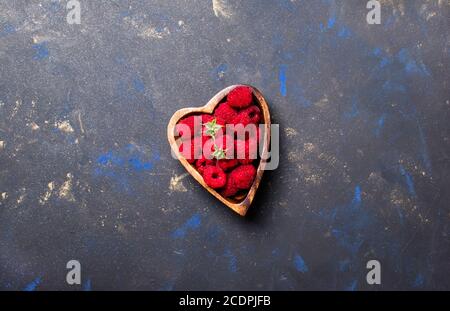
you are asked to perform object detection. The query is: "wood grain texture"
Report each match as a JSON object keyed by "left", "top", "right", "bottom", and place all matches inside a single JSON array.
[{"left": 167, "top": 85, "right": 271, "bottom": 216}]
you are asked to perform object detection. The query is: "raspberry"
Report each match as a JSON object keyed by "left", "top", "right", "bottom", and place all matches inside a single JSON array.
[
  {"left": 202, "top": 114, "right": 225, "bottom": 126},
  {"left": 232, "top": 105, "right": 261, "bottom": 126},
  {"left": 231, "top": 113, "right": 247, "bottom": 126},
  {"left": 217, "top": 159, "right": 238, "bottom": 172},
  {"left": 217, "top": 134, "right": 234, "bottom": 150},
  {"left": 227, "top": 86, "right": 253, "bottom": 109},
  {"left": 229, "top": 165, "right": 256, "bottom": 190},
  {"left": 242, "top": 105, "right": 261, "bottom": 124},
  {"left": 179, "top": 137, "right": 203, "bottom": 163},
  {"left": 203, "top": 165, "right": 227, "bottom": 189},
  {"left": 235, "top": 139, "right": 258, "bottom": 164},
  {"left": 196, "top": 157, "right": 215, "bottom": 175},
  {"left": 232, "top": 124, "right": 260, "bottom": 142},
  {"left": 247, "top": 126, "right": 260, "bottom": 142},
  {"left": 214, "top": 102, "right": 238, "bottom": 124},
  {"left": 221, "top": 175, "right": 239, "bottom": 197},
  {"left": 201, "top": 114, "right": 213, "bottom": 124},
  {"left": 244, "top": 127, "right": 261, "bottom": 149},
  {"left": 176, "top": 116, "right": 195, "bottom": 138}
]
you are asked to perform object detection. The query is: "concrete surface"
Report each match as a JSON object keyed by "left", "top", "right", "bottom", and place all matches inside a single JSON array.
[{"left": 0, "top": 0, "right": 449, "bottom": 290}]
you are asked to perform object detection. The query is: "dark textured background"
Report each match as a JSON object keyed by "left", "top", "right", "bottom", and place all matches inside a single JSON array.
[{"left": 0, "top": 0, "right": 449, "bottom": 291}]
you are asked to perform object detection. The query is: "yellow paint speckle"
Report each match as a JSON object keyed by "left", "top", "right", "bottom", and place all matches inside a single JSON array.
[
  {"left": 39, "top": 181, "right": 55, "bottom": 205},
  {"left": 169, "top": 173, "right": 189, "bottom": 193},
  {"left": 59, "top": 173, "right": 75, "bottom": 202},
  {"left": 284, "top": 127, "right": 298, "bottom": 138}
]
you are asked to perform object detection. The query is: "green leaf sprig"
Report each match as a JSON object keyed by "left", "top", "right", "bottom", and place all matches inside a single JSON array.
[
  {"left": 204, "top": 118, "right": 222, "bottom": 137},
  {"left": 204, "top": 118, "right": 227, "bottom": 160}
]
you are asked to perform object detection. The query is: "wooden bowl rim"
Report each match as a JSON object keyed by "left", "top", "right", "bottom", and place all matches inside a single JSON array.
[{"left": 167, "top": 85, "right": 271, "bottom": 216}]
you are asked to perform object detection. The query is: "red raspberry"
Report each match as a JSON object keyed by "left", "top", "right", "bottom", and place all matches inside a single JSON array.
[
  {"left": 202, "top": 114, "right": 225, "bottom": 126},
  {"left": 221, "top": 175, "right": 239, "bottom": 197},
  {"left": 214, "top": 102, "right": 238, "bottom": 124},
  {"left": 196, "top": 157, "right": 215, "bottom": 175},
  {"left": 201, "top": 114, "right": 213, "bottom": 124},
  {"left": 229, "top": 165, "right": 256, "bottom": 190},
  {"left": 247, "top": 126, "right": 260, "bottom": 142},
  {"left": 242, "top": 105, "right": 261, "bottom": 124},
  {"left": 232, "top": 105, "right": 261, "bottom": 126},
  {"left": 217, "top": 134, "right": 234, "bottom": 150},
  {"left": 227, "top": 86, "right": 253, "bottom": 109},
  {"left": 203, "top": 165, "right": 227, "bottom": 189},
  {"left": 232, "top": 124, "right": 260, "bottom": 141},
  {"left": 176, "top": 116, "right": 195, "bottom": 138},
  {"left": 217, "top": 159, "right": 239, "bottom": 172},
  {"left": 235, "top": 139, "right": 258, "bottom": 164},
  {"left": 231, "top": 113, "right": 247, "bottom": 126},
  {"left": 179, "top": 137, "right": 203, "bottom": 163}
]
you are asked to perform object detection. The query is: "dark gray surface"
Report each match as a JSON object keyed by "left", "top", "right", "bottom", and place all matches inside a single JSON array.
[{"left": 0, "top": 0, "right": 449, "bottom": 290}]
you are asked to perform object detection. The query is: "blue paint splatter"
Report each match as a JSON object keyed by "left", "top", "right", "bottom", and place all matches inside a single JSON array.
[
  {"left": 413, "top": 273, "right": 425, "bottom": 287},
  {"left": 48, "top": 1, "right": 61, "bottom": 12},
  {"left": 319, "top": 23, "right": 325, "bottom": 32},
  {"left": 94, "top": 143, "right": 159, "bottom": 192},
  {"left": 397, "top": 49, "right": 430, "bottom": 77},
  {"left": 294, "top": 254, "right": 308, "bottom": 273},
  {"left": 382, "top": 80, "right": 406, "bottom": 93},
  {"left": 212, "top": 63, "right": 228, "bottom": 81},
  {"left": 399, "top": 165, "right": 416, "bottom": 197},
  {"left": 343, "top": 96, "right": 359, "bottom": 119},
  {"left": 172, "top": 213, "right": 201, "bottom": 239},
  {"left": 417, "top": 125, "right": 432, "bottom": 174},
  {"left": 384, "top": 14, "right": 397, "bottom": 29},
  {"left": 206, "top": 226, "right": 220, "bottom": 243},
  {"left": 160, "top": 281, "right": 174, "bottom": 291},
  {"left": 97, "top": 145, "right": 158, "bottom": 171},
  {"left": 132, "top": 77, "right": 145, "bottom": 93},
  {"left": 374, "top": 115, "right": 386, "bottom": 137},
  {"left": 352, "top": 185, "right": 362, "bottom": 207},
  {"left": 32, "top": 42, "right": 49, "bottom": 60},
  {"left": 271, "top": 33, "right": 284, "bottom": 47},
  {"left": 326, "top": 185, "right": 367, "bottom": 257},
  {"left": 338, "top": 26, "right": 351, "bottom": 38},
  {"left": 378, "top": 57, "right": 391, "bottom": 68},
  {"left": 23, "top": 277, "right": 41, "bottom": 291},
  {"left": 332, "top": 229, "right": 364, "bottom": 256},
  {"left": 371, "top": 48, "right": 393, "bottom": 69},
  {"left": 345, "top": 280, "right": 358, "bottom": 291},
  {"left": 395, "top": 206, "right": 405, "bottom": 225},
  {"left": 128, "top": 156, "right": 153, "bottom": 171},
  {"left": 290, "top": 84, "right": 312, "bottom": 107},
  {"left": 278, "top": 0, "right": 296, "bottom": 12},
  {"left": 279, "top": 65, "right": 288, "bottom": 97},
  {"left": 339, "top": 259, "right": 351, "bottom": 272},
  {"left": 83, "top": 279, "right": 92, "bottom": 291},
  {"left": 224, "top": 249, "right": 238, "bottom": 273},
  {"left": 0, "top": 23, "right": 16, "bottom": 37},
  {"left": 325, "top": 0, "right": 337, "bottom": 30},
  {"left": 327, "top": 16, "right": 336, "bottom": 29},
  {"left": 97, "top": 151, "right": 123, "bottom": 166}
]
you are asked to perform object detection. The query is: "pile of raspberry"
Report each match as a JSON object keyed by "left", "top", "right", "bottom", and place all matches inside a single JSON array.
[{"left": 177, "top": 86, "right": 262, "bottom": 198}]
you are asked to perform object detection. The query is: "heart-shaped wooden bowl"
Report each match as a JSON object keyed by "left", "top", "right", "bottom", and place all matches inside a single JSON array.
[{"left": 167, "top": 85, "right": 271, "bottom": 216}]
